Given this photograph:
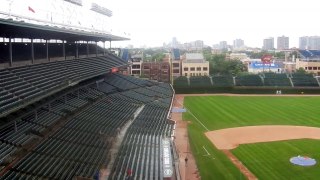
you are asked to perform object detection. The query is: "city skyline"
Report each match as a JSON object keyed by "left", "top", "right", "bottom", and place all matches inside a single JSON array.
[
  {"left": 3, "top": 0, "right": 320, "bottom": 48},
  {"left": 106, "top": 0, "right": 320, "bottom": 48}
]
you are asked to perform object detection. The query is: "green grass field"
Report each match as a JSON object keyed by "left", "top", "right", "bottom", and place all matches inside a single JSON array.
[
  {"left": 232, "top": 139, "right": 320, "bottom": 180},
  {"left": 183, "top": 96, "right": 320, "bottom": 180}
]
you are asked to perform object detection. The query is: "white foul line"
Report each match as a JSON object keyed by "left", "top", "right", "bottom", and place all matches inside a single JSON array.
[
  {"left": 203, "top": 146, "right": 210, "bottom": 156},
  {"left": 175, "top": 98, "right": 209, "bottom": 131}
]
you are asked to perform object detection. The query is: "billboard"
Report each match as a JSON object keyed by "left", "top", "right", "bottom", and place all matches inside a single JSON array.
[
  {"left": 261, "top": 54, "right": 273, "bottom": 64},
  {"left": 250, "top": 62, "right": 280, "bottom": 69}
]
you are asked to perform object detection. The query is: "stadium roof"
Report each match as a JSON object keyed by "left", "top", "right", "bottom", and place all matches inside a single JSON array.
[
  {"left": 0, "top": 18, "right": 129, "bottom": 42},
  {"left": 185, "top": 53, "right": 206, "bottom": 63},
  {"left": 298, "top": 50, "right": 320, "bottom": 59}
]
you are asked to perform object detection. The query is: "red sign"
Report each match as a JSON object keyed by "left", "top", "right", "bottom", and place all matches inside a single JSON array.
[
  {"left": 261, "top": 54, "right": 273, "bottom": 64},
  {"left": 111, "top": 67, "right": 118, "bottom": 73}
]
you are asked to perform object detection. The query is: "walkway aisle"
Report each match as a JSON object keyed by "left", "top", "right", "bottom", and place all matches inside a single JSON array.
[{"left": 172, "top": 95, "right": 200, "bottom": 180}]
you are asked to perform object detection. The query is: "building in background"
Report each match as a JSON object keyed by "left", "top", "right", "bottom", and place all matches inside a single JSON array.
[
  {"left": 277, "top": 36, "right": 289, "bottom": 50},
  {"left": 129, "top": 54, "right": 143, "bottom": 76},
  {"left": 299, "top": 36, "right": 309, "bottom": 50},
  {"left": 233, "top": 39, "right": 244, "bottom": 49},
  {"left": 263, "top": 37, "right": 274, "bottom": 50},
  {"left": 296, "top": 50, "right": 320, "bottom": 75},
  {"left": 172, "top": 37, "right": 178, "bottom": 48},
  {"left": 181, "top": 53, "right": 209, "bottom": 77},
  {"left": 229, "top": 53, "right": 249, "bottom": 61},
  {"left": 219, "top": 41, "right": 228, "bottom": 50},
  {"left": 141, "top": 62, "right": 170, "bottom": 82},
  {"left": 248, "top": 61, "right": 284, "bottom": 74},
  {"left": 299, "top": 36, "right": 320, "bottom": 50}
]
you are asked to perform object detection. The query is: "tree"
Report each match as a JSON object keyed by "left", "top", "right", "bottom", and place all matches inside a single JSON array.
[
  {"left": 206, "top": 54, "right": 246, "bottom": 75},
  {"left": 152, "top": 53, "right": 165, "bottom": 62},
  {"left": 296, "top": 67, "right": 307, "bottom": 74}
]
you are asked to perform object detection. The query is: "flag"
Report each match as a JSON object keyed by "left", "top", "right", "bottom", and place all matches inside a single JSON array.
[{"left": 28, "top": 6, "right": 35, "bottom": 13}]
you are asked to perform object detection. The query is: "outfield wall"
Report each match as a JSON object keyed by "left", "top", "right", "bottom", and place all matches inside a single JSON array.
[{"left": 174, "top": 86, "right": 320, "bottom": 94}]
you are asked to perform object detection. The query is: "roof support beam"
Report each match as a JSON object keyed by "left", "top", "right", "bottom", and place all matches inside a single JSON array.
[
  {"left": 95, "top": 41, "right": 98, "bottom": 57},
  {"left": 76, "top": 42, "right": 79, "bottom": 58},
  {"left": 31, "top": 39, "right": 34, "bottom": 64},
  {"left": 46, "top": 40, "right": 49, "bottom": 62},
  {"left": 86, "top": 41, "right": 89, "bottom": 57},
  {"left": 62, "top": 40, "right": 66, "bottom": 60},
  {"left": 103, "top": 41, "right": 106, "bottom": 55},
  {"left": 9, "top": 38, "right": 13, "bottom": 67}
]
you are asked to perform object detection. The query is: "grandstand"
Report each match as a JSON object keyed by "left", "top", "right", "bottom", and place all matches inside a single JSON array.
[{"left": 0, "top": 3, "right": 176, "bottom": 180}]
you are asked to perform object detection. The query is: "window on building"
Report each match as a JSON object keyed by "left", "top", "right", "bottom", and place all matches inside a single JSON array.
[
  {"left": 308, "top": 67, "right": 312, "bottom": 70},
  {"left": 143, "top": 66, "right": 150, "bottom": 69},
  {"left": 173, "top": 63, "right": 179, "bottom": 67},
  {"left": 173, "top": 69, "right": 179, "bottom": 73},
  {"left": 203, "top": 67, "right": 208, "bottom": 71},
  {"left": 132, "top": 65, "right": 140, "bottom": 69},
  {"left": 185, "top": 73, "right": 188, "bottom": 76},
  {"left": 132, "top": 70, "right": 140, "bottom": 74},
  {"left": 313, "top": 67, "right": 317, "bottom": 70},
  {"left": 190, "top": 67, "right": 195, "bottom": 71},
  {"left": 184, "top": 67, "right": 188, "bottom": 71},
  {"left": 305, "top": 67, "right": 308, "bottom": 70},
  {"left": 197, "top": 67, "right": 201, "bottom": 71}
]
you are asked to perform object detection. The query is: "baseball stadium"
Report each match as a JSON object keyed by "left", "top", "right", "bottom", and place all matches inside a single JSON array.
[{"left": 1, "top": 1, "right": 320, "bottom": 180}]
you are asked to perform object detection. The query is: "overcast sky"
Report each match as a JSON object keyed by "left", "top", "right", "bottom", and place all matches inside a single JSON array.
[
  {"left": 3, "top": 0, "right": 320, "bottom": 48},
  {"left": 103, "top": 0, "right": 320, "bottom": 48}
]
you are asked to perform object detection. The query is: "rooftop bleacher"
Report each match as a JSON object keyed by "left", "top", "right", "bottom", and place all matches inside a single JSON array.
[{"left": 298, "top": 50, "right": 320, "bottom": 60}]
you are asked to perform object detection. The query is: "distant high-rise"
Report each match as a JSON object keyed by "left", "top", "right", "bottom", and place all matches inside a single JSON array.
[
  {"left": 262, "top": 37, "right": 274, "bottom": 50},
  {"left": 299, "top": 36, "right": 320, "bottom": 50},
  {"left": 277, "top": 36, "right": 289, "bottom": 50},
  {"left": 299, "top": 36, "right": 308, "bottom": 49},
  {"left": 219, "top": 41, "right": 228, "bottom": 50},
  {"left": 172, "top": 37, "right": 178, "bottom": 48},
  {"left": 233, "top": 39, "right": 244, "bottom": 49}
]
